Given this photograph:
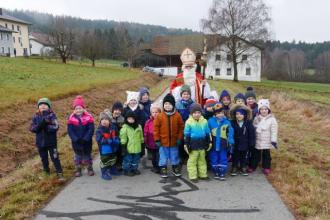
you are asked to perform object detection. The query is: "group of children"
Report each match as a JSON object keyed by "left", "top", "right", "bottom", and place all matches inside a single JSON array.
[{"left": 30, "top": 85, "right": 278, "bottom": 183}]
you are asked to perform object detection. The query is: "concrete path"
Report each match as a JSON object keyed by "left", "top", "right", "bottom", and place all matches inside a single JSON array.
[{"left": 35, "top": 89, "right": 294, "bottom": 220}]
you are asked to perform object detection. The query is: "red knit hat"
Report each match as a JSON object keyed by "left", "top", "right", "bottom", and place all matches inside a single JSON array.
[
  {"left": 73, "top": 95, "right": 86, "bottom": 109},
  {"left": 205, "top": 98, "right": 217, "bottom": 108}
]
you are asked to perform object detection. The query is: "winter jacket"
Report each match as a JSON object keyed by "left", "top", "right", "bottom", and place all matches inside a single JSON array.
[
  {"left": 184, "top": 115, "right": 210, "bottom": 150},
  {"left": 67, "top": 112, "right": 95, "bottom": 152},
  {"left": 112, "top": 115, "right": 125, "bottom": 131},
  {"left": 208, "top": 116, "right": 234, "bottom": 151},
  {"left": 153, "top": 111, "right": 184, "bottom": 147},
  {"left": 123, "top": 106, "right": 147, "bottom": 128},
  {"left": 253, "top": 114, "right": 278, "bottom": 149},
  {"left": 231, "top": 120, "right": 255, "bottom": 151},
  {"left": 176, "top": 99, "right": 194, "bottom": 122},
  {"left": 120, "top": 124, "right": 144, "bottom": 154},
  {"left": 144, "top": 118, "right": 156, "bottom": 149},
  {"left": 30, "top": 110, "right": 59, "bottom": 148},
  {"left": 140, "top": 100, "right": 152, "bottom": 120},
  {"left": 96, "top": 124, "right": 120, "bottom": 155},
  {"left": 203, "top": 110, "right": 214, "bottom": 120}
]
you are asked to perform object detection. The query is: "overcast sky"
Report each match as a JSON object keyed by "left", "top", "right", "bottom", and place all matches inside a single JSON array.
[{"left": 1, "top": 0, "right": 330, "bottom": 42}]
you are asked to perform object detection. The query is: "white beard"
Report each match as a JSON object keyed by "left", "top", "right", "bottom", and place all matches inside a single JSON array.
[{"left": 183, "top": 67, "right": 196, "bottom": 87}]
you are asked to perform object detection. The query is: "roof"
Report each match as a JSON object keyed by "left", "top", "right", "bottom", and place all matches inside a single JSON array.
[
  {"left": 29, "top": 32, "right": 54, "bottom": 46},
  {"left": 0, "top": 14, "right": 31, "bottom": 25},
  {"left": 146, "top": 34, "right": 262, "bottom": 56},
  {"left": 0, "top": 25, "right": 17, "bottom": 33}
]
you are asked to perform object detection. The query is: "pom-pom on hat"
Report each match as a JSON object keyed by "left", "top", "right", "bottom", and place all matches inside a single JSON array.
[
  {"left": 37, "top": 98, "right": 51, "bottom": 108},
  {"left": 245, "top": 87, "right": 256, "bottom": 100},
  {"left": 73, "top": 95, "right": 85, "bottom": 109}
]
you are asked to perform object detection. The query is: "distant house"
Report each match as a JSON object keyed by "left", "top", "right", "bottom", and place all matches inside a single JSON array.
[
  {"left": 141, "top": 34, "right": 262, "bottom": 82},
  {"left": 0, "top": 25, "right": 16, "bottom": 57},
  {"left": 0, "top": 8, "right": 31, "bottom": 57},
  {"left": 29, "top": 32, "right": 54, "bottom": 56}
]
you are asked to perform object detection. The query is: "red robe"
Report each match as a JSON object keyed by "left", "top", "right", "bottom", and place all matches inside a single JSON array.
[{"left": 170, "top": 72, "right": 206, "bottom": 105}]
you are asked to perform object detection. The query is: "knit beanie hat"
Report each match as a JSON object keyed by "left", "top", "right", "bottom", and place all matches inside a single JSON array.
[
  {"left": 73, "top": 95, "right": 85, "bottom": 109},
  {"left": 190, "top": 103, "right": 203, "bottom": 114},
  {"left": 99, "top": 111, "right": 112, "bottom": 122},
  {"left": 213, "top": 102, "right": 224, "bottom": 114},
  {"left": 126, "top": 91, "right": 140, "bottom": 104},
  {"left": 139, "top": 87, "right": 150, "bottom": 98},
  {"left": 162, "top": 93, "right": 176, "bottom": 113},
  {"left": 112, "top": 101, "right": 124, "bottom": 112},
  {"left": 37, "top": 98, "right": 51, "bottom": 108},
  {"left": 234, "top": 93, "right": 245, "bottom": 102},
  {"left": 245, "top": 87, "right": 256, "bottom": 100},
  {"left": 236, "top": 108, "right": 247, "bottom": 116},
  {"left": 258, "top": 99, "right": 271, "bottom": 111},
  {"left": 180, "top": 85, "right": 191, "bottom": 96},
  {"left": 219, "top": 90, "right": 231, "bottom": 101},
  {"left": 204, "top": 97, "right": 217, "bottom": 108}
]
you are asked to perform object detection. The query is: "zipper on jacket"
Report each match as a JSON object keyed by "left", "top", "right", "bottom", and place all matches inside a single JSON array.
[{"left": 168, "top": 115, "right": 172, "bottom": 147}]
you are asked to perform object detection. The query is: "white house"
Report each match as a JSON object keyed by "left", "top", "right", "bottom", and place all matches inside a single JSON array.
[
  {"left": 29, "top": 32, "right": 53, "bottom": 56},
  {"left": 205, "top": 39, "right": 262, "bottom": 82}
]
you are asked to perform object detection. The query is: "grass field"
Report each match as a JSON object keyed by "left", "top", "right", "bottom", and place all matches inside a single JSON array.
[
  {"left": 0, "top": 57, "right": 170, "bottom": 219},
  {"left": 210, "top": 79, "right": 330, "bottom": 220},
  {"left": 0, "top": 57, "right": 138, "bottom": 111}
]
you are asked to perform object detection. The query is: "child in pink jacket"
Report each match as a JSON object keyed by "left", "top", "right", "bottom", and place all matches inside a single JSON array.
[{"left": 144, "top": 104, "right": 161, "bottom": 173}]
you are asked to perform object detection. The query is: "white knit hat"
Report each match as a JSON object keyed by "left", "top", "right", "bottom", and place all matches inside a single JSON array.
[
  {"left": 258, "top": 99, "right": 270, "bottom": 111},
  {"left": 126, "top": 91, "right": 140, "bottom": 103}
]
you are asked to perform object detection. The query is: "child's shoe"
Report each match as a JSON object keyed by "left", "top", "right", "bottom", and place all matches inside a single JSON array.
[
  {"left": 75, "top": 166, "right": 82, "bottom": 177},
  {"left": 124, "top": 170, "right": 135, "bottom": 177},
  {"left": 109, "top": 166, "right": 122, "bottom": 176},
  {"left": 219, "top": 174, "right": 226, "bottom": 181},
  {"left": 190, "top": 178, "right": 198, "bottom": 183},
  {"left": 263, "top": 168, "right": 271, "bottom": 176},
  {"left": 133, "top": 169, "right": 141, "bottom": 175},
  {"left": 160, "top": 167, "right": 168, "bottom": 178},
  {"left": 87, "top": 165, "right": 95, "bottom": 176},
  {"left": 101, "top": 168, "right": 112, "bottom": 180},
  {"left": 240, "top": 168, "right": 249, "bottom": 176},
  {"left": 172, "top": 165, "right": 181, "bottom": 177},
  {"left": 151, "top": 167, "right": 160, "bottom": 174},
  {"left": 247, "top": 167, "right": 255, "bottom": 173},
  {"left": 57, "top": 172, "right": 66, "bottom": 181},
  {"left": 213, "top": 173, "right": 220, "bottom": 179},
  {"left": 230, "top": 167, "right": 238, "bottom": 176},
  {"left": 199, "top": 176, "right": 210, "bottom": 181}
]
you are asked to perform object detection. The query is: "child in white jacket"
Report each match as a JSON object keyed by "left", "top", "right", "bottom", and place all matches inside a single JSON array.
[{"left": 248, "top": 99, "right": 278, "bottom": 175}]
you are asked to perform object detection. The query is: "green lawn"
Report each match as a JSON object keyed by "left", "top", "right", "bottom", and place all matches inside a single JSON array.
[{"left": 0, "top": 57, "right": 139, "bottom": 111}]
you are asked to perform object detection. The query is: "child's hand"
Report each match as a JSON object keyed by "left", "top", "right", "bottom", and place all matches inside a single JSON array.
[
  {"left": 271, "top": 142, "right": 278, "bottom": 149},
  {"left": 206, "top": 143, "right": 212, "bottom": 152},
  {"left": 184, "top": 144, "right": 190, "bottom": 154}
]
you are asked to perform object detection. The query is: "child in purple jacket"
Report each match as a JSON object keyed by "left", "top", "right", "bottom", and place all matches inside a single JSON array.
[{"left": 144, "top": 104, "right": 161, "bottom": 173}]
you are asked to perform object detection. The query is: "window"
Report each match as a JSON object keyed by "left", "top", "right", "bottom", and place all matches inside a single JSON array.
[
  {"left": 6, "top": 34, "right": 9, "bottom": 40},
  {"left": 18, "top": 37, "right": 21, "bottom": 43},
  {"left": 12, "top": 24, "right": 14, "bottom": 30},
  {"left": 215, "top": 54, "right": 221, "bottom": 61},
  {"left": 242, "top": 54, "right": 248, "bottom": 61},
  {"left": 0, "top": 33, "right": 2, "bottom": 40},
  {"left": 1, "top": 47, "right": 4, "bottom": 54},
  {"left": 8, "top": 47, "right": 10, "bottom": 54},
  {"left": 227, "top": 54, "right": 232, "bottom": 61},
  {"left": 246, "top": 68, "right": 251, "bottom": 76},
  {"left": 13, "top": 37, "right": 15, "bottom": 43},
  {"left": 227, "top": 68, "right": 232, "bottom": 75},
  {"left": 215, "top": 68, "right": 220, "bottom": 76},
  {"left": 17, "top": 25, "right": 20, "bottom": 31},
  {"left": 5, "top": 23, "right": 8, "bottom": 28}
]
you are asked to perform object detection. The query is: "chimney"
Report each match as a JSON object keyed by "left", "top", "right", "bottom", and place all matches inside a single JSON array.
[{"left": 0, "top": 8, "right": 2, "bottom": 16}]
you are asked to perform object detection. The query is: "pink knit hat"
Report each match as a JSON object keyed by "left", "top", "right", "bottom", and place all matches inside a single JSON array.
[{"left": 73, "top": 95, "right": 86, "bottom": 109}]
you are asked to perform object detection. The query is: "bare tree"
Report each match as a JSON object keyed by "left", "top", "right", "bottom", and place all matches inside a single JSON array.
[
  {"left": 78, "top": 29, "right": 105, "bottom": 67},
  {"left": 50, "top": 17, "right": 74, "bottom": 64},
  {"left": 315, "top": 51, "right": 330, "bottom": 82},
  {"left": 202, "top": 0, "right": 271, "bottom": 81}
]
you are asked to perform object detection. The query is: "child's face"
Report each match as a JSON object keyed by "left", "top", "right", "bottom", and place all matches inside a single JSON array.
[
  {"left": 113, "top": 109, "right": 122, "bottom": 118},
  {"left": 192, "top": 111, "right": 201, "bottom": 120},
  {"left": 38, "top": 104, "right": 49, "bottom": 112},
  {"left": 163, "top": 102, "right": 173, "bottom": 112},
  {"left": 235, "top": 98, "right": 245, "bottom": 106},
  {"left": 151, "top": 108, "right": 160, "bottom": 119},
  {"left": 206, "top": 106, "right": 213, "bottom": 112},
  {"left": 127, "top": 117, "right": 135, "bottom": 124},
  {"left": 101, "top": 119, "right": 110, "bottom": 127},
  {"left": 246, "top": 97, "right": 256, "bottom": 106},
  {"left": 74, "top": 106, "right": 84, "bottom": 116},
  {"left": 236, "top": 112, "right": 245, "bottom": 121},
  {"left": 222, "top": 96, "right": 231, "bottom": 106},
  {"left": 215, "top": 111, "right": 225, "bottom": 119},
  {"left": 128, "top": 99, "right": 138, "bottom": 107},
  {"left": 181, "top": 91, "right": 191, "bottom": 101},
  {"left": 259, "top": 107, "right": 269, "bottom": 117},
  {"left": 141, "top": 93, "right": 149, "bottom": 102}
]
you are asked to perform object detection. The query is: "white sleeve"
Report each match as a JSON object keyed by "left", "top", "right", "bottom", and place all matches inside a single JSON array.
[{"left": 172, "top": 86, "right": 182, "bottom": 103}]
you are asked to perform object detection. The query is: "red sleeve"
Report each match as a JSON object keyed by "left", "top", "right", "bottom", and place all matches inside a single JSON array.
[{"left": 170, "top": 73, "right": 184, "bottom": 92}]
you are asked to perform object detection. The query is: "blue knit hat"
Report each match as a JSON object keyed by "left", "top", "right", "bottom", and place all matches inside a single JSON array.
[
  {"left": 219, "top": 90, "right": 231, "bottom": 101},
  {"left": 139, "top": 87, "right": 150, "bottom": 98},
  {"left": 234, "top": 93, "right": 245, "bottom": 102},
  {"left": 235, "top": 108, "right": 247, "bottom": 116}
]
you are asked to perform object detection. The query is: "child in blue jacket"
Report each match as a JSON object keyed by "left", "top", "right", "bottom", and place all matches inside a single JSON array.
[
  {"left": 30, "top": 98, "right": 64, "bottom": 181},
  {"left": 96, "top": 111, "right": 120, "bottom": 180},
  {"left": 208, "top": 103, "right": 234, "bottom": 180}
]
